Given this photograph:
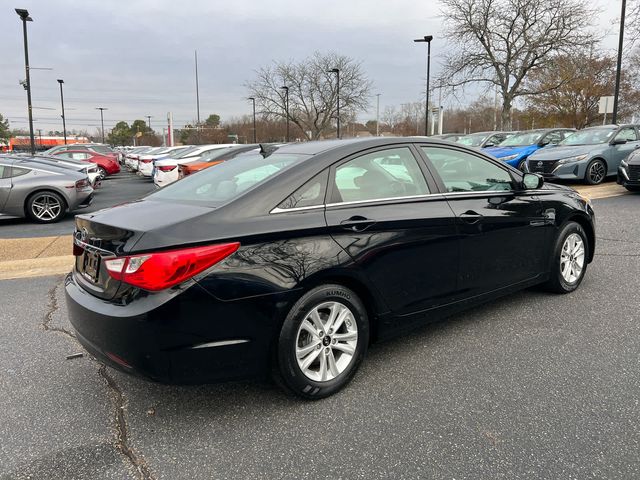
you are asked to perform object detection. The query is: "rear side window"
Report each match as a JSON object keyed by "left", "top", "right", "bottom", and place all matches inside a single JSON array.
[
  {"left": 332, "top": 147, "right": 429, "bottom": 203},
  {"left": 277, "top": 171, "right": 328, "bottom": 210},
  {"left": 422, "top": 147, "right": 513, "bottom": 193},
  {"left": 11, "top": 167, "right": 30, "bottom": 178}
]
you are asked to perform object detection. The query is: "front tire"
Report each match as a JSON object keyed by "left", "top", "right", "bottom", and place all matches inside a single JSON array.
[
  {"left": 274, "top": 284, "right": 369, "bottom": 399},
  {"left": 26, "top": 191, "right": 67, "bottom": 224},
  {"left": 585, "top": 159, "right": 606, "bottom": 185},
  {"left": 543, "top": 221, "right": 588, "bottom": 294}
]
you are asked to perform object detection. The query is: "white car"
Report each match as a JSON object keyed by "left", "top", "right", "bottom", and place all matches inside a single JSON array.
[
  {"left": 153, "top": 144, "right": 238, "bottom": 187},
  {"left": 36, "top": 155, "right": 101, "bottom": 187},
  {"left": 137, "top": 146, "right": 191, "bottom": 177},
  {"left": 125, "top": 147, "right": 155, "bottom": 171}
]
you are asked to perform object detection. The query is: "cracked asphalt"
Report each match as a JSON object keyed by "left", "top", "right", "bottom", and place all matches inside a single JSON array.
[{"left": 1, "top": 194, "right": 639, "bottom": 479}]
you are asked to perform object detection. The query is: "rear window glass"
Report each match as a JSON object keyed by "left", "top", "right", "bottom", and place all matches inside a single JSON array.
[
  {"left": 148, "top": 153, "right": 309, "bottom": 206},
  {"left": 90, "top": 146, "right": 113, "bottom": 154}
]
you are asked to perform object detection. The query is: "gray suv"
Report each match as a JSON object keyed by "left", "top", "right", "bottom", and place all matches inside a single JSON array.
[{"left": 526, "top": 125, "right": 640, "bottom": 184}]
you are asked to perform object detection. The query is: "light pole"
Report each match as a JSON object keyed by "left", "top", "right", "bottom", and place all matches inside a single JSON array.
[
  {"left": 248, "top": 97, "right": 257, "bottom": 143},
  {"left": 280, "top": 86, "right": 290, "bottom": 142},
  {"left": 96, "top": 107, "right": 107, "bottom": 143},
  {"left": 57, "top": 79, "right": 67, "bottom": 144},
  {"left": 613, "top": 0, "right": 627, "bottom": 124},
  {"left": 375, "top": 93, "right": 381, "bottom": 136},
  {"left": 328, "top": 68, "right": 340, "bottom": 138},
  {"left": 414, "top": 35, "right": 433, "bottom": 136},
  {"left": 146, "top": 115, "right": 152, "bottom": 131},
  {"left": 16, "top": 8, "right": 35, "bottom": 155}
]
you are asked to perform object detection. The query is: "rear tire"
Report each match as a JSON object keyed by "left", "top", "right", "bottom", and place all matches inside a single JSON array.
[
  {"left": 25, "top": 191, "right": 67, "bottom": 224},
  {"left": 97, "top": 167, "right": 108, "bottom": 179},
  {"left": 543, "top": 221, "right": 588, "bottom": 294},
  {"left": 273, "top": 284, "right": 369, "bottom": 399}
]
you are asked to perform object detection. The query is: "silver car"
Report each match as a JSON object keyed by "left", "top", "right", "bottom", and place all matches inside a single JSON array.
[{"left": 0, "top": 156, "right": 94, "bottom": 223}]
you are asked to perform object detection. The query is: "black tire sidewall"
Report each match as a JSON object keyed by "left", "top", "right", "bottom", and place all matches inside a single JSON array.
[
  {"left": 98, "top": 167, "right": 108, "bottom": 178},
  {"left": 276, "top": 284, "right": 369, "bottom": 399},
  {"left": 26, "top": 191, "right": 66, "bottom": 224},
  {"left": 549, "top": 222, "right": 589, "bottom": 293},
  {"left": 585, "top": 159, "right": 606, "bottom": 185}
]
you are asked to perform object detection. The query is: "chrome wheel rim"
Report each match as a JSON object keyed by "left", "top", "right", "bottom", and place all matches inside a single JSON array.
[
  {"left": 31, "top": 194, "right": 62, "bottom": 221},
  {"left": 295, "top": 301, "right": 358, "bottom": 382},
  {"left": 588, "top": 161, "right": 605, "bottom": 184},
  {"left": 560, "top": 233, "right": 585, "bottom": 284}
]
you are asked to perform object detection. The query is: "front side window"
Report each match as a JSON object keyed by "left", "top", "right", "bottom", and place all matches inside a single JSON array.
[
  {"left": 615, "top": 127, "right": 638, "bottom": 142},
  {"left": 332, "top": 147, "right": 429, "bottom": 203},
  {"left": 421, "top": 147, "right": 513, "bottom": 193}
]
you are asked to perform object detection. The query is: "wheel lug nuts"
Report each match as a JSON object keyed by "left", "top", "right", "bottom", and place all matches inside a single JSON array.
[
  {"left": 316, "top": 344, "right": 321, "bottom": 350},
  {"left": 332, "top": 338, "right": 337, "bottom": 344},
  {"left": 325, "top": 347, "right": 330, "bottom": 354},
  {"left": 319, "top": 331, "right": 324, "bottom": 337},
  {"left": 328, "top": 329, "right": 333, "bottom": 334}
]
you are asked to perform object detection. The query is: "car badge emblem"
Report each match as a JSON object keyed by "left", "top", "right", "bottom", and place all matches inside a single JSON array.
[{"left": 537, "top": 161, "right": 543, "bottom": 167}]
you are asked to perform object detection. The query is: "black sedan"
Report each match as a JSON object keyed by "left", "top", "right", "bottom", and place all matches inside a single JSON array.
[
  {"left": 617, "top": 148, "right": 640, "bottom": 191},
  {"left": 65, "top": 137, "right": 595, "bottom": 399}
]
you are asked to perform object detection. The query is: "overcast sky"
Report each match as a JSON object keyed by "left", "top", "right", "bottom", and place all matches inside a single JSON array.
[{"left": 0, "top": 0, "right": 623, "bottom": 135}]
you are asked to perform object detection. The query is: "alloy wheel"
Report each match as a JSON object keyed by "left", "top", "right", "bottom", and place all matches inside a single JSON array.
[
  {"left": 30, "top": 194, "right": 62, "bottom": 221},
  {"left": 588, "top": 161, "right": 606, "bottom": 184},
  {"left": 295, "top": 301, "right": 358, "bottom": 382},
  {"left": 560, "top": 233, "right": 585, "bottom": 284}
]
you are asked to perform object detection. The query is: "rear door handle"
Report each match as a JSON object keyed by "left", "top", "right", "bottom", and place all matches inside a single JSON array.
[
  {"left": 340, "top": 215, "right": 376, "bottom": 232},
  {"left": 459, "top": 210, "right": 483, "bottom": 224}
]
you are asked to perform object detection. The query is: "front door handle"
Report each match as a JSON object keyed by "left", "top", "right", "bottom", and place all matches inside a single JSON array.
[
  {"left": 340, "top": 215, "right": 376, "bottom": 232},
  {"left": 460, "top": 210, "right": 483, "bottom": 224}
]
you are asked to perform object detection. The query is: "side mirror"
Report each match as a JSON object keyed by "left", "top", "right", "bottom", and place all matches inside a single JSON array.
[
  {"left": 611, "top": 138, "right": 627, "bottom": 145},
  {"left": 522, "top": 173, "right": 543, "bottom": 190}
]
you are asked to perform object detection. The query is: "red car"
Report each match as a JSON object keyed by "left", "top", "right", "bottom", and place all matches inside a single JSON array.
[{"left": 54, "top": 150, "right": 120, "bottom": 178}]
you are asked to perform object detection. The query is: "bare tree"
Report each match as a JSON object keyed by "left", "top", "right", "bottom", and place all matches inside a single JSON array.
[
  {"left": 439, "top": 0, "right": 598, "bottom": 129},
  {"left": 246, "top": 52, "right": 372, "bottom": 140}
]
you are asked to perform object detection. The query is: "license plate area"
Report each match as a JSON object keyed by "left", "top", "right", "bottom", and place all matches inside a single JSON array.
[{"left": 82, "top": 251, "right": 101, "bottom": 283}]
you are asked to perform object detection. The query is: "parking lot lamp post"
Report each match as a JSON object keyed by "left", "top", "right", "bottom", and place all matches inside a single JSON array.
[
  {"left": 146, "top": 115, "right": 152, "bottom": 131},
  {"left": 328, "top": 68, "right": 340, "bottom": 138},
  {"left": 414, "top": 35, "right": 433, "bottom": 136},
  {"left": 16, "top": 8, "right": 35, "bottom": 155},
  {"left": 96, "top": 107, "right": 107, "bottom": 143},
  {"left": 248, "top": 97, "right": 257, "bottom": 143},
  {"left": 280, "top": 86, "right": 290, "bottom": 142},
  {"left": 612, "top": 0, "right": 626, "bottom": 124},
  {"left": 57, "top": 79, "right": 67, "bottom": 144},
  {"left": 376, "top": 93, "right": 381, "bottom": 136}
]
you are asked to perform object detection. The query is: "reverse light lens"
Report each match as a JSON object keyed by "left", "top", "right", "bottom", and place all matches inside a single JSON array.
[{"left": 104, "top": 243, "right": 240, "bottom": 291}]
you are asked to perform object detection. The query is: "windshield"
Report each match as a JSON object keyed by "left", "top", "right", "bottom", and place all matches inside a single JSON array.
[
  {"left": 197, "top": 146, "right": 251, "bottom": 161},
  {"left": 90, "top": 145, "right": 113, "bottom": 154},
  {"left": 560, "top": 129, "right": 616, "bottom": 145},
  {"left": 456, "top": 133, "right": 488, "bottom": 147},
  {"left": 160, "top": 146, "right": 191, "bottom": 157},
  {"left": 149, "top": 153, "right": 308, "bottom": 206},
  {"left": 498, "top": 131, "right": 544, "bottom": 146}
]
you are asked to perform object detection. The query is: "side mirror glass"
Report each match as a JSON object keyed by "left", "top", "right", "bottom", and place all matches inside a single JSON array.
[
  {"left": 612, "top": 138, "right": 627, "bottom": 145},
  {"left": 484, "top": 142, "right": 495, "bottom": 148},
  {"left": 523, "top": 173, "right": 543, "bottom": 190}
]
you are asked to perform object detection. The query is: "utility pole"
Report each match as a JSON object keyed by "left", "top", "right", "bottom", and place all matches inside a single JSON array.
[
  {"left": 414, "top": 35, "right": 433, "bottom": 136},
  {"left": 248, "top": 97, "right": 257, "bottom": 143},
  {"left": 280, "top": 86, "right": 290, "bottom": 142},
  {"left": 613, "top": 0, "right": 626, "bottom": 124},
  {"left": 328, "top": 68, "right": 340, "bottom": 138},
  {"left": 96, "top": 107, "right": 107, "bottom": 143},
  {"left": 57, "top": 79, "right": 67, "bottom": 144},
  {"left": 16, "top": 9, "right": 35, "bottom": 155},
  {"left": 375, "top": 93, "right": 381, "bottom": 136},
  {"left": 194, "top": 51, "right": 201, "bottom": 133},
  {"left": 146, "top": 115, "right": 152, "bottom": 131}
]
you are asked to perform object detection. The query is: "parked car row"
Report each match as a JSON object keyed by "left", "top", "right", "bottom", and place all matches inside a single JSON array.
[
  {"left": 451, "top": 124, "right": 640, "bottom": 186},
  {"left": 0, "top": 143, "right": 122, "bottom": 223}
]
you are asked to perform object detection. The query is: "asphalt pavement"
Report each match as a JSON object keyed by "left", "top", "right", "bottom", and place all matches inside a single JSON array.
[{"left": 0, "top": 194, "right": 639, "bottom": 479}]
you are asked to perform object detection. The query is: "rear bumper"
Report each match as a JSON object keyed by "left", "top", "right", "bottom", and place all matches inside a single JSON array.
[{"left": 64, "top": 272, "right": 275, "bottom": 384}]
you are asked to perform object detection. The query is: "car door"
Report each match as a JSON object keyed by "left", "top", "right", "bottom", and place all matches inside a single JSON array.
[
  {"left": 324, "top": 145, "right": 459, "bottom": 318},
  {"left": 419, "top": 145, "right": 549, "bottom": 297},
  {"left": 610, "top": 127, "right": 640, "bottom": 173},
  {"left": 0, "top": 162, "right": 13, "bottom": 210}
]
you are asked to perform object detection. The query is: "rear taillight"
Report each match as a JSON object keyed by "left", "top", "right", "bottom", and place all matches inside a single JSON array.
[
  {"left": 75, "top": 179, "right": 90, "bottom": 190},
  {"left": 103, "top": 243, "right": 240, "bottom": 291},
  {"left": 158, "top": 165, "right": 176, "bottom": 172},
  {"left": 140, "top": 159, "right": 152, "bottom": 163}
]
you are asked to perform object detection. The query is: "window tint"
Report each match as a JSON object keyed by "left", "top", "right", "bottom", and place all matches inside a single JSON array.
[
  {"left": 615, "top": 127, "right": 637, "bottom": 142},
  {"left": 0, "top": 165, "right": 6, "bottom": 178},
  {"left": 333, "top": 147, "right": 429, "bottom": 203},
  {"left": 278, "top": 171, "right": 328, "bottom": 209},
  {"left": 421, "top": 147, "right": 514, "bottom": 193},
  {"left": 71, "top": 152, "right": 91, "bottom": 160},
  {"left": 11, "top": 167, "right": 30, "bottom": 178}
]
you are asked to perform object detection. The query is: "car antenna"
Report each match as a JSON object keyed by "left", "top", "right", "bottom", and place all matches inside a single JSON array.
[{"left": 259, "top": 143, "right": 277, "bottom": 158}]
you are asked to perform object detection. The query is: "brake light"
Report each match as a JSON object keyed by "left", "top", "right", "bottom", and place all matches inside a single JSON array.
[
  {"left": 140, "top": 159, "right": 152, "bottom": 163},
  {"left": 103, "top": 243, "right": 240, "bottom": 291},
  {"left": 75, "top": 179, "right": 90, "bottom": 190},
  {"left": 158, "top": 165, "right": 176, "bottom": 172}
]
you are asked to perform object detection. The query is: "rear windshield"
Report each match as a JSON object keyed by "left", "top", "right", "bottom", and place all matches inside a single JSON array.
[
  {"left": 148, "top": 152, "right": 309, "bottom": 206},
  {"left": 456, "top": 134, "right": 487, "bottom": 147}
]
